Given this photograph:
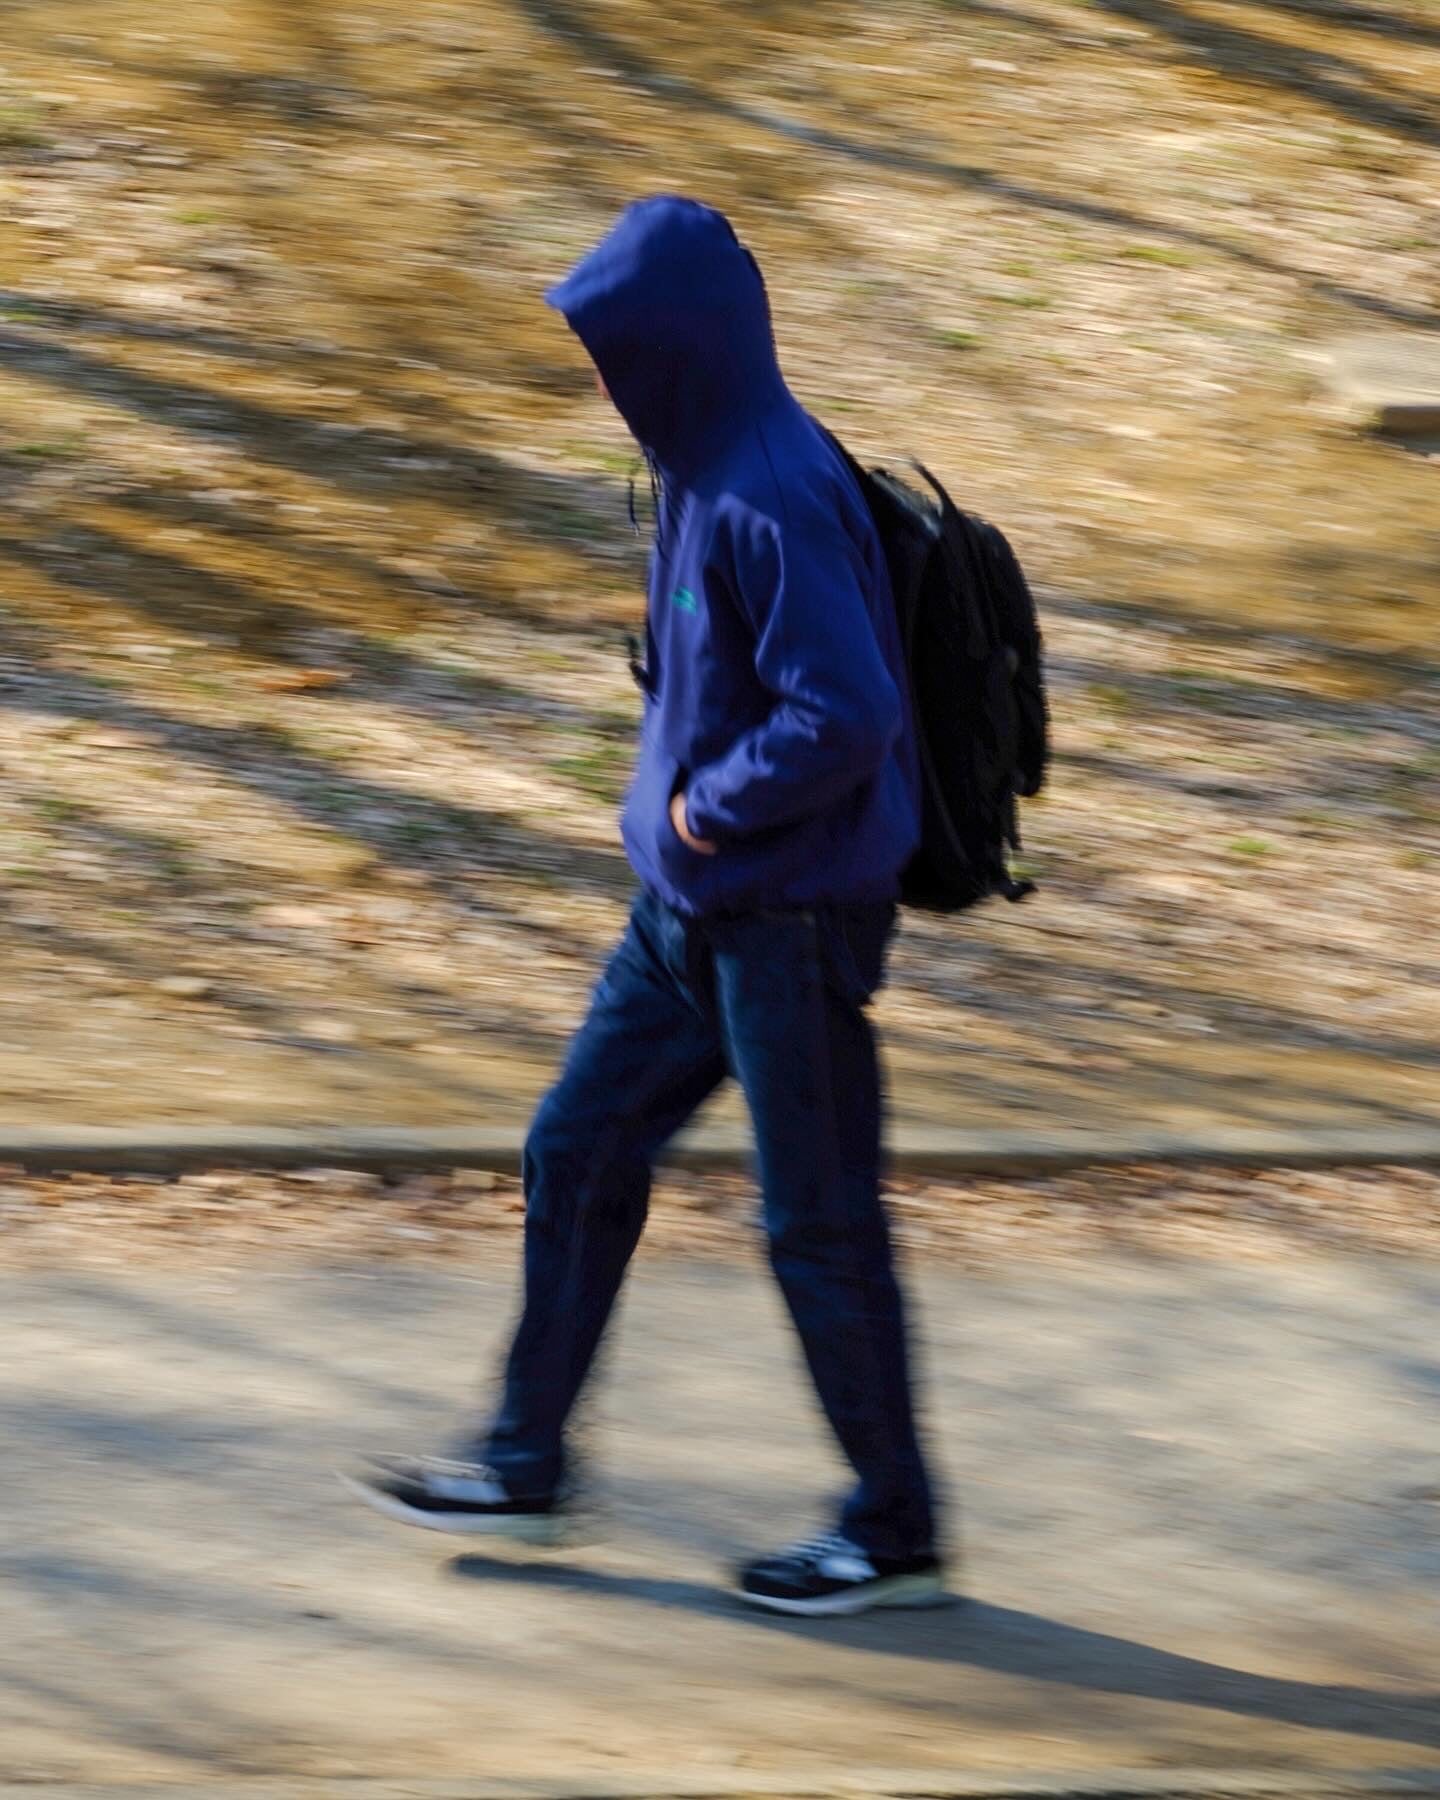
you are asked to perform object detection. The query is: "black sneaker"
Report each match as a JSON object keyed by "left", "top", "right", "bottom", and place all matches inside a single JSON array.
[
  {"left": 738, "top": 1532, "right": 947, "bottom": 1616},
  {"left": 338, "top": 1454, "right": 567, "bottom": 1543}
]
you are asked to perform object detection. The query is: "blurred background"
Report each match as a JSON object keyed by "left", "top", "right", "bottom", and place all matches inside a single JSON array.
[
  {"left": 1, "top": 0, "right": 1437, "bottom": 1137},
  {"left": 3, "top": 6, "right": 1440, "bottom": 1786}
]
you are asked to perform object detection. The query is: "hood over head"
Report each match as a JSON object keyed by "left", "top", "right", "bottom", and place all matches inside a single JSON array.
[{"left": 546, "top": 196, "right": 787, "bottom": 478}]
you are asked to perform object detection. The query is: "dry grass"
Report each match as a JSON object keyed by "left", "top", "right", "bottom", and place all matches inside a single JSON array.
[{"left": 0, "top": 0, "right": 1437, "bottom": 1136}]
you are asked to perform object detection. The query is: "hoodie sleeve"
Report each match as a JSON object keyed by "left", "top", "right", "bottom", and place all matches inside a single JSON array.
[{"left": 683, "top": 502, "right": 903, "bottom": 844}]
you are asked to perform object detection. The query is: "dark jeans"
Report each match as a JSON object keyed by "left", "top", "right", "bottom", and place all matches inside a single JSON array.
[{"left": 479, "top": 890, "right": 936, "bottom": 1560}]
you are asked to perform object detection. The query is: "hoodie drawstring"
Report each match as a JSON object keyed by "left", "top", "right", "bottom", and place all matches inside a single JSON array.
[{"left": 625, "top": 453, "right": 664, "bottom": 694}]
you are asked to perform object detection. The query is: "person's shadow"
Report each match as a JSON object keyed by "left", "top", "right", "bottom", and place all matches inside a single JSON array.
[{"left": 450, "top": 1554, "right": 1439, "bottom": 1753}]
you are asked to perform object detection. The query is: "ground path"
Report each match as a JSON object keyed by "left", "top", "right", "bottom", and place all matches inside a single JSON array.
[{"left": 3, "top": 1247, "right": 1436, "bottom": 1784}]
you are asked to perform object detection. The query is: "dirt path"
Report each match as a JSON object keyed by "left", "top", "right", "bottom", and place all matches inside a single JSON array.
[{"left": 2, "top": 1245, "right": 1437, "bottom": 1782}]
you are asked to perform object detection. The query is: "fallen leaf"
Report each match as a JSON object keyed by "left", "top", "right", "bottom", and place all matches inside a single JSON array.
[
  {"left": 154, "top": 975, "right": 214, "bottom": 1000},
  {"left": 78, "top": 728, "right": 143, "bottom": 749},
  {"left": 254, "top": 668, "right": 350, "bottom": 693},
  {"left": 296, "top": 1015, "right": 359, "bottom": 1044}
]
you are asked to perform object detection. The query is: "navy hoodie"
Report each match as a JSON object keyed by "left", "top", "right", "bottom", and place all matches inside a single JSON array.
[{"left": 547, "top": 196, "right": 921, "bottom": 916}]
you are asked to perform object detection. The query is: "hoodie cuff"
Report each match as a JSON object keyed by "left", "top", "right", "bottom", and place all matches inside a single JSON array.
[{"left": 682, "top": 779, "right": 729, "bottom": 848}]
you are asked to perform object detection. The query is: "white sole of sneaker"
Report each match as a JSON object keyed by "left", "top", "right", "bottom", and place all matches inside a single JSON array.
[
  {"left": 739, "top": 1572, "right": 950, "bottom": 1617},
  {"left": 336, "top": 1473, "right": 569, "bottom": 1544}
]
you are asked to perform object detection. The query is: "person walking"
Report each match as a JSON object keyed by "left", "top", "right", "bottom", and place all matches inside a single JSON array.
[{"left": 346, "top": 196, "right": 943, "bottom": 1617}]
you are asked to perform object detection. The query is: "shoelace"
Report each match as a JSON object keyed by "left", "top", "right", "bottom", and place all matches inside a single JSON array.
[
  {"left": 370, "top": 1452, "right": 502, "bottom": 1488},
  {"left": 783, "top": 1530, "right": 857, "bottom": 1564},
  {"left": 420, "top": 1455, "right": 501, "bottom": 1481}
]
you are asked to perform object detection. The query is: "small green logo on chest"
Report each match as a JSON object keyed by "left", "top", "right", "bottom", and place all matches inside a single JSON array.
[{"left": 671, "top": 586, "right": 698, "bottom": 614}]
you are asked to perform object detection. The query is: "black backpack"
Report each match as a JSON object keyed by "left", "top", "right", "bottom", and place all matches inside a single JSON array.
[{"left": 832, "top": 436, "right": 1049, "bottom": 913}]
